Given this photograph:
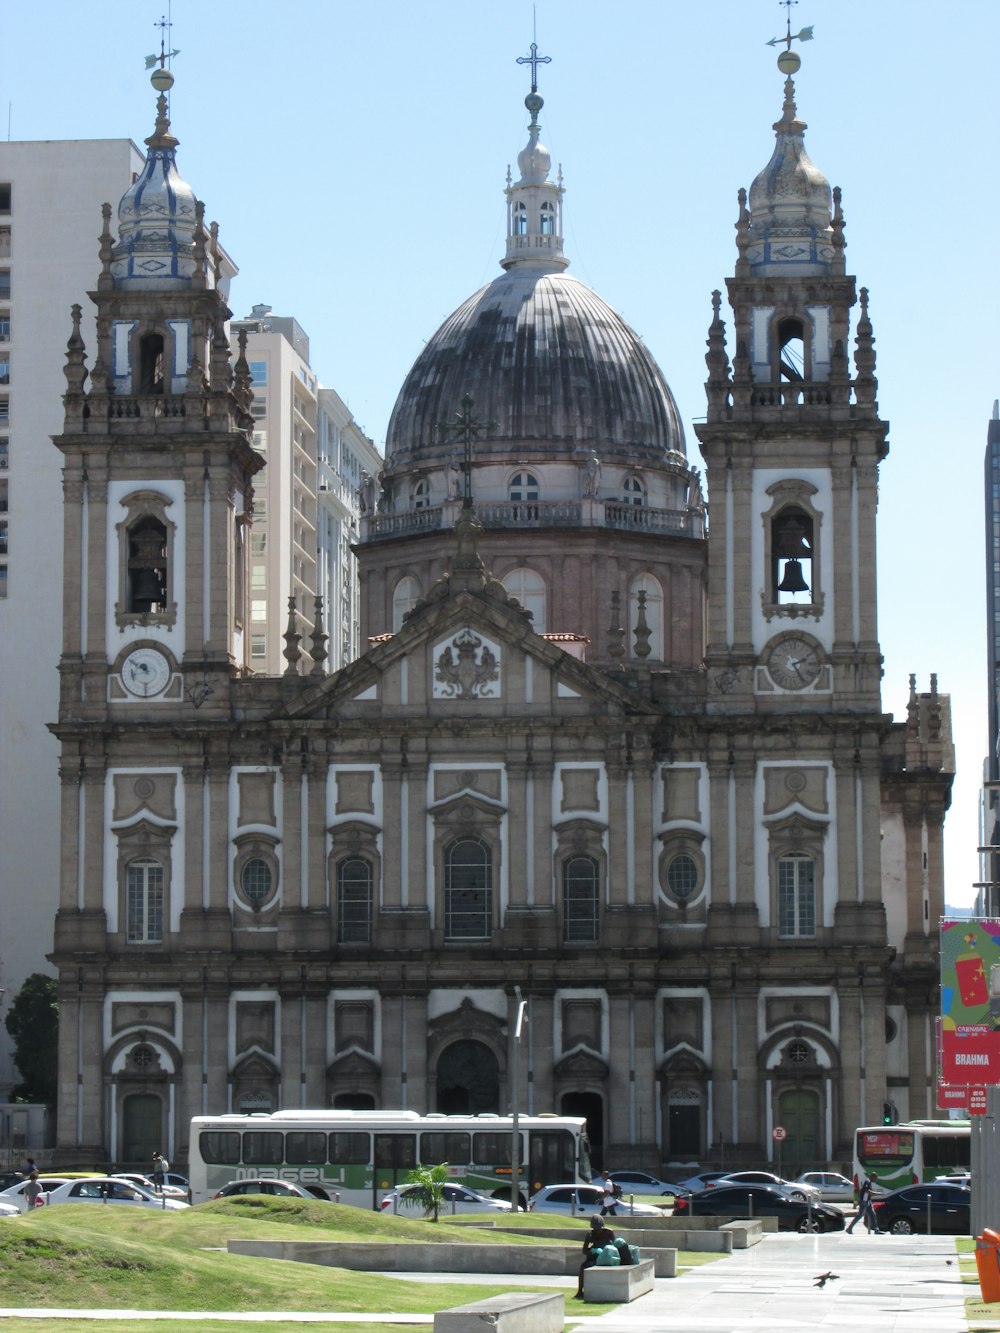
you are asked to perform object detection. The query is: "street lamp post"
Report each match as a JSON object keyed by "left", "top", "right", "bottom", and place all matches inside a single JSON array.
[{"left": 510, "top": 987, "right": 528, "bottom": 1210}]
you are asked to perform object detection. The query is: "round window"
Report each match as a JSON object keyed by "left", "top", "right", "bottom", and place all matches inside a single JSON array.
[
  {"left": 240, "top": 857, "right": 273, "bottom": 904},
  {"left": 667, "top": 854, "right": 699, "bottom": 900},
  {"left": 787, "top": 1041, "right": 810, "bottom": 1065}
]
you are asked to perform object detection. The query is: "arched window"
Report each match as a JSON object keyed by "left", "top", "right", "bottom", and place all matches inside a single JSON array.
[
  {"left": 502, "top": 567, "right": 546, "bottom": 632},
  {"left": 138, "top": 333, "right": 165, "bottom": 394},
  {"left": 127, "top": 517, "right": 169, "bottom": 614},
  {"left": 337, "top": 857, "right": 373, "bottom": 943},
  {"left": 508, "top": 471, "right": 539, "bottom": 521},
  {"left": 622, "top": 475, "right": 646, "bottom": 506},
  {"left": 776, "top": 317, "right": 806, "bottom": 381},
  {"left": 777, "top": 854, "right": 816, "bottom": 938},
  {"left": 771, "top": 506, "right": 814, "bottom": 604},
  {"left": 540, "top": 201, "right": 555, "bottom": 236},
  {"left": 513, "top": 202, "right": 527, "bottom": 236},
  {"left": 126, "top": 857, "right": 164, "bottom": 943},
  {"left": 392, "top": 575, "right": 421, "bottom": 631},
  {"left": 563, "top": 856, "right": 599, "bottom": 943},
  {"left": 444, "top": 837, "right": 492, "bottom": 940},
  {"left": 412, "top": 478, "right": 430, "bottom": 510},
  {"left": 628, "top": 573, "right": 663, "bottom": 660}
]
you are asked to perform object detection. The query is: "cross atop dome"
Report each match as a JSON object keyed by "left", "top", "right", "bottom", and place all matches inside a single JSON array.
[{"left": 502, "top": 40, "right": 566, "bottom": 272}]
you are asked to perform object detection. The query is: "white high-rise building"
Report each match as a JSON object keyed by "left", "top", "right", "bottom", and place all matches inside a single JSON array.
[
  {"left": 230, "top": 306, "right": 380, "bottom": 677},
  {"left": 0, "top": 139, "right": 144, "bottom": 1095}
]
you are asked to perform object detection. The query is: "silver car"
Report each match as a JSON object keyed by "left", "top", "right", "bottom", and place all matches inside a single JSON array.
[
  {"left": 794, "top": 1171, "right": 854, "bottom": 1202},
  {"left": 528, "top": 1183, "right": 664, "bottom": 1216},
  {"left": 380, "top": 1182, "right": 512, "bottom": 1216},
  {"left": 45, "top": 1177, "right": 189, "bottom": 1210}
]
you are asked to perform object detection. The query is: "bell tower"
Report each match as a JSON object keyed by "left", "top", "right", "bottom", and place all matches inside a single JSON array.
[
  {"left": 53, "top": 63, "right": 261, "bottom": 719},
  {"left": 695, "top": 42, "right": 888, "bottom": 713}
]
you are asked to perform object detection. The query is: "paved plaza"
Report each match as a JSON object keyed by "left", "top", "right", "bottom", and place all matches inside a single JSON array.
[{"left": 0, "top": 1231, "right": 975, "bottom": 1330}]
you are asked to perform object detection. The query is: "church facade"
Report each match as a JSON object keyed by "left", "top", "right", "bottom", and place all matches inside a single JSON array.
[{"left": 50, "top": 52, "right": 952, "bottom": 1174}]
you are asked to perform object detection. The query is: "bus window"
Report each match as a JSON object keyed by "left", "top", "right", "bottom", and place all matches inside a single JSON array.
[
  {"left": 199, "top": 1131, "right": 240, "bottom": 1165},
  {"left": 243, "top": 1131, "right": 284, "bottom": 1164},
  {"left": 473, "top": 1132, "right": 513, "bottom": 1165},
  {"left": 285, "top": 1131, "right": 328, "bottom": 1164},
  {"left": 531, "top": 1129, "right": 575, "bottom": 1183},
  {"left": 420, "top": 1131, "right": 471, "bottom": 1164},
  {"left": 330, "top": 1132, "right": 370, "bottom": 1165},
  {"left": 375, "top": 1134, "right": 416, "bottom": 1170}
]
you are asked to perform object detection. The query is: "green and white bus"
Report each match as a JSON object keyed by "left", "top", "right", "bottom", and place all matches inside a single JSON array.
[
  {"left": 189, "top": 1109, "right": 592, "bottom": 1207},
  {"left": 852, "top": 1119, "right": 970, "bottom": 1193}
]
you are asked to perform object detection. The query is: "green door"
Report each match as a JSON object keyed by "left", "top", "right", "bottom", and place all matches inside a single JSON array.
[
  {"left": 778, "top": 1088, "right": 820, "bottom": 1173},
  {"left": 122, "top": 1093, "right": 163, "bottom": 1164}
]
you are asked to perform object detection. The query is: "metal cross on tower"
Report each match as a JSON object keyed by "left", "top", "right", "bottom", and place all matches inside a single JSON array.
[
  {"left": 516, "top": 41, "right": 551, "bottom": 93},
  {"left": 438, "top": 394, "right": 497, "bottom": 509}
]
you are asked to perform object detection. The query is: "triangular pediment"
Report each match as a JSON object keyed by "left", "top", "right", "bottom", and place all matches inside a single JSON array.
[
  {"left": 281, "top": 590, "right": 659, "bottom": 723},
  {"left": 553, "top": 1045, "right": 610, "bottom": 1080}
]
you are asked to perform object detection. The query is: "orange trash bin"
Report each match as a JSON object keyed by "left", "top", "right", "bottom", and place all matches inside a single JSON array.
[{"left": 976, "top": 1229, "right": 1000, "bottom": 1303}]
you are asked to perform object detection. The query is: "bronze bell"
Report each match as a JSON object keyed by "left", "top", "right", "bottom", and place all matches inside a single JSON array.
[
  {"left": 131, "top": 568, "right": 166, "bottom": 612},
  {"left": 777, "top": 558, "right": 810, "bottom": 593}
]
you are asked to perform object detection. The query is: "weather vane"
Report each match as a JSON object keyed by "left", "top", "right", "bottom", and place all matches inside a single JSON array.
[
  {"left": 766, "top": 0, "right": 813, "bottom": 52},
  {"left": 145, "top": 11, "right": 181, "bottom": 70}
]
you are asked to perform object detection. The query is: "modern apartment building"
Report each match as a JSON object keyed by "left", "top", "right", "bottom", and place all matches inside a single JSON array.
[
  {"left": 230, "top": 306, "right": 380, "bottom": 677},
  {"left": 0, "top": 139, "right": 144, "bottom": 1095}
]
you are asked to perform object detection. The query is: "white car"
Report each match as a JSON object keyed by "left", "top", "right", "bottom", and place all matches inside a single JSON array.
[
  {"left": 594, "top": 1170, "right": 691, "bottom": 1197},
  {"left": 715, "top": 1170, "right": 820, "bottom": 1201},
  {"left": 795, "top": 1171, "right": 854, "bottom": 1202},
  {"left": 113, "top": 1172, "right": 188, "bottom": 1201},
  {"left": 45, "top": 1177, "right": 189, "bottom": 1210},
  {"left": 0, "top": 1199, "right": 20, "bottom": 1218},
  {"left": 380, "top": 1182, "right": 512, "bottom": 1216},
  {"left": 528, "top": 1183, "right": 665, "bottom": 1216},
  {"left": 0, "top": 1177, "right": 86, "bottom": 1212}
]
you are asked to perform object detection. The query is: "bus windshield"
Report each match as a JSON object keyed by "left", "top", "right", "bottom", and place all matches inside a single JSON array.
[{"left": 857, "top": 1130, "right": 915, "bottom": 1168}]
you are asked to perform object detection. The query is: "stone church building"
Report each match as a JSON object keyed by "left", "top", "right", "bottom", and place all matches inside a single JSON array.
[{"left": 49, "top": 52, "right": 953, "bottom": 1173}]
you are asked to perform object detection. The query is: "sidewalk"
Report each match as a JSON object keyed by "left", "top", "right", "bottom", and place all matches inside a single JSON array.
[{"left": 0, "top": 1231, "right": 971, "bottom": 1329}]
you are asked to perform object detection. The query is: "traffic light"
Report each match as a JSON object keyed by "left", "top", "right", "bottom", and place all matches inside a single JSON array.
[{"left": 881, "top": 1099, "right": 898, "bottom": 1126}]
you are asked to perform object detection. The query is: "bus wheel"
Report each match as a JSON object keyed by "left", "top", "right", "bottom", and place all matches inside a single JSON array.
[
  {"left": 889, "top": 1218, "right": 914, "bottom": 1235},
  {"left": 797, "top": 1216, "right": 822, "bottom": 1233}
]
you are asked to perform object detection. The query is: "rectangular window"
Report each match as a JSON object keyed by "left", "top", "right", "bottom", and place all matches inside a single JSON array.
[
  {"left": 251, "top": 633, "right": 266, "bottom": 658},
  {"left": 252, "top": 430, "right": 267, "bottom": 453},
  {"left": 251, "top": 598, "right": 267, "bottom": 622},
  {"left": 472, "top": 1132, "right": 512, "bottom": 1165},
  {"left": 445, "top": 887, "right": 492, "bottom": 939},
  {"left": 250, "top": 400, "right": 267, "bottom": 419},
  {"left": 374, "top": 1134, "right": 416, "bottom": 1171},
  {"left": 0, "top": 565, "right": 7, "bottom": 598},
  {"left": 0, "top": 520, "right": 8, "bottom": 554},
  {"left": 0, "top": 397, "right": 8, "bottom": 422},
  {"left": 329, "top": 1132, "right": 370, "bottom": 1165},
  {"left": 242, "top": 1132, "right": 284, "bottom": 1165},
  {"left": 0, "top": 228, "right": 9, "bottom": 259},
  {"left": 251, "top": 564, "right": 266, "bottom": 592},
  {"left": 126, "top": 859, "right": 164, "bottom": 943},
  {"left": 563, "top": 857, "right": 599, "bottom": 942},
  {"left": 199, "top": 1131, "right": 240, "bottom": 1165},
  {"left": 0, "top": 316, "right": 9, "bottom": 340},
  {"left": 248, "top": 360, "right": 267, "bottom": 385},
  {"left": 0, "top": 480, "right": 7, "bottom": 512},
  {"left": 0, "top": 358, "right": 9, "bottom": 385},
  {"left": 0, "top": 184, "right": 10, "bottom": 213},
  {"left": 419, "top": 1132, "right": 471, "bottom": 1165},
  {"left": 285, "top": 1132, "right": 328, "bottom": 1165},
  {"left": 0, "top": 272, "right": 10, "bottom": 301},
  {"left": 250, "top": 531, "right": 266, "bottom": 555},
  {"left": 777, "top": 857, "right": 816, "bottom": 938}
]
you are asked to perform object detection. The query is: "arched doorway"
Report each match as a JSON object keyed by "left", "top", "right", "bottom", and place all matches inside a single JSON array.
[
  {"left": 560, "top": 1091, "right": 603, "bottom": 1172},
  {"left": 778, "top": 1087, "right": 821, "bottom": 1174},
  {"left": 122, "top": 1092, "right": 163, "bottom": 1163},
  {"left": 435, "top": 1039, "right": 499, "bottom": 1114}
]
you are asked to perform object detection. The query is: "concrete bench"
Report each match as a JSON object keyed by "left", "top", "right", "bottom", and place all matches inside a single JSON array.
[
  {"left": 583, "top": 1257, "right": 655, "bottom": 1303},
  {"left": 434, "top": 1292, "right": 564, "bottom": 1332},
  {"left": 719, "top": 1219, "right": 765, "bottom": 1248}
]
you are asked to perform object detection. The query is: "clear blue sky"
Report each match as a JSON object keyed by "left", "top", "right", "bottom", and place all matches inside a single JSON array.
[{"left": 5, "top": 0, "right": 995, "bottom": 908}]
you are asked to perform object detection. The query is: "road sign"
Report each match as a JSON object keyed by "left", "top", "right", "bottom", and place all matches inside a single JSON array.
[
  {"left": 772, "top": 1125, "right": 788, "bottom": 1141},
  {"left": 970, "top": 1086, "right": 989, "bottom": 1116}
]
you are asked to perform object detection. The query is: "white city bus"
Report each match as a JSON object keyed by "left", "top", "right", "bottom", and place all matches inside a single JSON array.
[
  {"left": 188, "top": 1108, "right": 592, "bottom": 1207},
  {"left": 852, "top": 1119, "right": 970, "bottom": 1193}
]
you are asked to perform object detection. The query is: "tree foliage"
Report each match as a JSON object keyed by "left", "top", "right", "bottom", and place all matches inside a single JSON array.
[
  {"left": 402, "top": 1162, "right": 449, "bottom": 1222},
  {"left": 4, "top": 974, "right": 58, "bottom": 1106}
]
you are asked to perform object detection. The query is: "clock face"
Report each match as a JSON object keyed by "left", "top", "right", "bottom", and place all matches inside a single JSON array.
[
  {"left": 121, "top": 647, "right": 171, "bottom": 698},
  {"left": 766, "top": 636, "right": 823, "bottom": 691}
]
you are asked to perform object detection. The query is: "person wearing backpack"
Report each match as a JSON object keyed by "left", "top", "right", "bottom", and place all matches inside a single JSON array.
[
  {"left": 598, "top": 1169, "right": 619, "bottom": 1216},
  {"left": 575, "top": 1216, "right": 617, "bottom": 1298}
]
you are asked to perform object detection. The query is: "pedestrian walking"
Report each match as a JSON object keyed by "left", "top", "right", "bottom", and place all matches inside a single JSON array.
[{"left": 846, "top": 1170, "right": 881, "bottom": 1233}]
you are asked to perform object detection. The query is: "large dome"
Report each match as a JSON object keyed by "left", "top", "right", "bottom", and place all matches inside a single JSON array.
[{"left": 385, "top": 268, "right": 686, "bottom": 470}]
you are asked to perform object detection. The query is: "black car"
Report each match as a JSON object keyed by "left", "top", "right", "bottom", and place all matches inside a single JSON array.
[
  {"left": 212, "top": 1178, "right": 316, "bottom": 1201},
  {"left": 674, "top": 1183, "right": 844, "bottom": 1233},
  {"left": 870, "top": 1182, "right": 971, "bottom": 1235}
]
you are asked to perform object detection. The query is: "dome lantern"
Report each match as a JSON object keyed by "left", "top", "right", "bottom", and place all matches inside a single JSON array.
[{"left": 502, "top": 42, "right": 567, "bottom": 273}]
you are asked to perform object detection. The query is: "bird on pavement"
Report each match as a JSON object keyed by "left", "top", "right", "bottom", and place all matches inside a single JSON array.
[{"left": 814, "top": 1272, "right": 839, "bottom": 1288}]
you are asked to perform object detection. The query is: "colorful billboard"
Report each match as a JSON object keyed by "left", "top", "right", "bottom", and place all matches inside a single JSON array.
[{"left": 940, "top": 918, "right": 1000, "bottom": 1086}]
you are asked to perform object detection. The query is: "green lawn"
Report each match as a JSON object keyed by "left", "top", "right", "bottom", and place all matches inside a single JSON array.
[{"left": 0, "top": 1197, "right": 709, "bottom": 1324}]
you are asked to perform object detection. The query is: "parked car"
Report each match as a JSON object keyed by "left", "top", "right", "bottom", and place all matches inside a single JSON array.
[
  {"left": 794, "top": 1171, "right": 854, "bottom": 1202},
  {"left": 45, "top": 1177, "right": 189, "bottom": 1210},
  {"left": 0, "top": 1177, "right": 89, "bottom": 1212},
  {"left": 677, "top": 1170, "right": 732, "bottom": 1193},
  {"left": 528, "top": 1183, "right": 665, "bottom": 1216},
  {"left": 113, "top": 1172, "right": 188, "bottom": 1201},
  {"left": 935, "top": 1173, "right": 972, "bottom": 1187},
  {"left": 380, "top": 1182, "right": 512, "bottom": 1216},
  {"left": 0, "top": 1199, "right": 20, "bottom": 1218},
  {"left": 715, "top": 1171, "right": 820, "bottom": 1201},
  {"left": 594, "top": 1170, "right": 690, "bottom": 1197},
  {"left": 871, "top": 1182, "right": 971, "bottom": 1235},
  {"left": 163, "top": 1172, "right": 189, "bottom": 1191},
  {"left": 212, "top": 1178, "right": 317, "bottom": 1201},
  {"left": 673, "top": 1183, "right": 844, "bottom": 1233}
]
